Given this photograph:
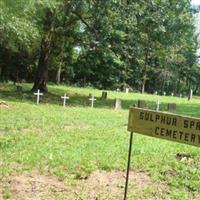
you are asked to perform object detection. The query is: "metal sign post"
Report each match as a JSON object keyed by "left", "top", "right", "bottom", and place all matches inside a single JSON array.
[{"left": 123, "top": 131, "right": 134, "bottom": 200}]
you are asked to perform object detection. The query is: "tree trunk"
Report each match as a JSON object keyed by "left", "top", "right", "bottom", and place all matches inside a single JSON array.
[
  {"left": 141, "top": 48, "right": 148, "bottom": 94},
  {"left": 56, "top": 65, "right": 61, "bottom": 84},
  {"left": 32, "top": 10, "right": 55, "bottom": 92}
]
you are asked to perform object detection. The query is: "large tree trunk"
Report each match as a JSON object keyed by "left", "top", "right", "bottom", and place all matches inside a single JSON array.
[
  {"left": 141, "top": 48, "right": 148, "bottom": 94},
  {"left": 32, "top": 10, "right": 55, "bottom": 92},
  {"left": 56, "top": 65, "right": 61, "bottom": 84}
]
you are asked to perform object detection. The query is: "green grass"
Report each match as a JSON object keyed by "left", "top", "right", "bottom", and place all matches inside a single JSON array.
[{"left": 1, "top": 83, "right": 200, "bottom": 199}]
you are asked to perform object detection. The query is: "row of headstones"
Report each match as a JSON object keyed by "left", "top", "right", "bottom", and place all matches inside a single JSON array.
[
  {"left": 154, "top": 89, "right": 193, "bottom": 100},
  {"left": 34, "top": 90, "right": 176, "bottom": 111},
  {"left": 137, "top": 100, "right": 176, "bottom": 111}
]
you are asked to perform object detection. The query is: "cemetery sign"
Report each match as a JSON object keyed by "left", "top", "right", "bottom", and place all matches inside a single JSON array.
[
  {"left": 128, "top": 107, "right": 200, "bottom": 147},
  {"left": 124, "top": 107, "right": 200, "bottom": 200}
]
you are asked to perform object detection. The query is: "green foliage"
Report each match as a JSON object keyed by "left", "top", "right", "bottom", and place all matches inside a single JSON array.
[{"left": 0, "top": 0, "right": 199, "bottom": 94}]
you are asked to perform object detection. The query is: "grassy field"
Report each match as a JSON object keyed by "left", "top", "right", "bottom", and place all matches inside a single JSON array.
[{"left": 1, "top": 83, "right": 200, "bottom": 199}]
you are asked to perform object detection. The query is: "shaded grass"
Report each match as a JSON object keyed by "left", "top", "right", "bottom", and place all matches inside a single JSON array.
[{"left": 1, "top": 83, "right": 200, "bottom": 199}]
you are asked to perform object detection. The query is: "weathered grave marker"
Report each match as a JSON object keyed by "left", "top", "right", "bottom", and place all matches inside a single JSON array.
[
  {"left": 126, "top": 88, "right": 129, "bottom": 94},
  {"left": 34, "top": 89, "right": 43, "bottom": 105},
  {"left": 16, "top": 84, "right": 22, "bottom": 94},
  {"left": 101, "top": 91, "right": 107, "bottom": 100},
  {"left": 61, "top": 93, "right": 69, "bottom": 107},
  {"left": 168, "top": 103, "right": 176, "bottom": 111},
  {"left": 188, "top": 89, "right": 193, "bottom": 101},
  {"left": 89, "top": 96, "right": 96, "bottom": 108},
  {"left": 124, "top": 107, "right": 200, "bottom": 200},
  {"left": 137, "top": 100, "right": 146, "bottom": 108},
  {"left": 155, "top": 99, "right": 161, "bottom": 111},
  {"left": 114, "top": 98, "right": 121, "bottom": 110}
]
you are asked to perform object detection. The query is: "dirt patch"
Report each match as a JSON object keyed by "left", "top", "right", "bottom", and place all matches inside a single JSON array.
[
  {"left": 0, "top": 102, "right": 9, "bottom": 109},
  {"left": 5, "top": 170, "right": 167, "bottom": 200},
  {"left": 72, "top": 170, "right": 167, "bottom": 200},
  {"left": 64, "top": 124, "right": 91, "bottom": 131},
  {"left": 8, "top": 172, "right": 67, "bottom": 200}
]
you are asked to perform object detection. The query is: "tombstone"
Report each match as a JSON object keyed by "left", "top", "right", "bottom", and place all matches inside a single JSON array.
[
  {"left": 116, "top": 88, "right": 120, "bottom": 92},
  {"left": 155, "top": 99, "right": 161, "bottom": 111},
  {"left": 188, "top": 89, "right": 193, "bottom": 101},
  {"left": 171, "top": 92, "right": 174, "bottom": 97},
  {"left": 34, "top": 89, "right": 43, "bottom": 105},
  {"left": 125, "top": 88, "right": 129, "bottom": 94},
  {"left": 89, "top": 96, "right": 96, "bottom": 108},
  {"left": 114, "top": 98, "right": 121, "bottom": 110},
  {"left": 163, "top": 92, "right": 166, "bottom": 96},
  {"left": 61, "top": 93, "right": 69, "bottom": 107},
  {"left": 16, "top": 84, "right": 22, "bottom": 94},
  {"left": 168, "top": 103, "right": 176, "bottom": 111},
  {"left": 101, "top": 91, "right": 107, "bottom": 100},
  {"left": 137, "top": 100, "right": 146, "bottom": 108}
]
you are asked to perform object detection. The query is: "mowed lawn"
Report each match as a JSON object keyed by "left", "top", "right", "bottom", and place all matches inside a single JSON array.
[{"left": 1, "top": 83, "right": 200, "bottom": 200}]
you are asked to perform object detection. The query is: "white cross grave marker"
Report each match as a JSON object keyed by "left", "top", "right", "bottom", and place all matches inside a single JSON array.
[
  {"left": 34, "top": 89, "right": 43, "bottom": 105},
  {"left": 61, "top": 93, "right": 69, "bottom": 107},
  {"left": 89, "top": 96, "right": 96, "bottom": 108},
  {"left": 156, "top": 99, "right": 161, "bottom": 111}
]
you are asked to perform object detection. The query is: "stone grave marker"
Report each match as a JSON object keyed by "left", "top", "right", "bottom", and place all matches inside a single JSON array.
[
  {"left": 101, "top": 91, "right": 107, "bottom": 100},
  {"left": 137, "top": 100, "right": 146, "bottom": 108},
  {"left": 16, "top": 84, "right": 22, "bottom": 94},
  {"left": 89, "top": 96, "right": 96, "bottom": 108},
  {"left": 114, "top": 98, "right": 121, "bottom": 110},
  {"left": 171, "top": 92, "right": 174, "bottom": 97},
  {"left": 125, "top": 88, "right": 129, "bottom": 94},
  {"left": 61, "top": 93, "right": 69, "bottom": 107},
  {"left": 155, "top": 99, "right": 161, "bottom": 111},
  {"left": 163, "top": 91, "right": 166, "bottom": 96},
  {"left": 116, "top": 88, "right": 120, "bottom": 92},
  {"left": 168, "top": 103, "right": 176, "bottom": 111},
  {"left": 34, "top": 89, "right": 43, "bottom": 105}
]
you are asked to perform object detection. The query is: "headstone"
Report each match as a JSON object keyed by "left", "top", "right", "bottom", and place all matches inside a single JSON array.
[
  {"left": 116, "top": 88, "right": 120, "bottom": 92},
  {"left": 171, "top": 92, "right": 174, "bottom": 97},
  {"left": 101, "top": 91, "right": 107, "bottom": 100},
  {"left": 16, "top": 84, "right": 22, "bottom": 94},
  {"left": 89, "top": 96, "right": 96, "bottom": 108},
  {"left": 137, "top": 100, "right": 146, "bottom": 108},
  {"left": 125, "top": 88, "right": 129, "bottom": 94},
  {"left": 163, "top": 92, "right": 166, "bottom": 96},
  {"left": 114, "top": 98, "right": 121, "bottom": 110},
  {"left": 61, "top": 93, "right": 69, "bottom": 107},
  {"left": 168, "top": 103, "right": 176, "bottom": 111},
  {"left": 155, "top": 99, "right": 161, "bottom": 111},
  {"left": 34, "top": 89, "right": 43, "bottom": 105},
  {"left": 188, "top": 89, "right": 193, "bottom": 101}
]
